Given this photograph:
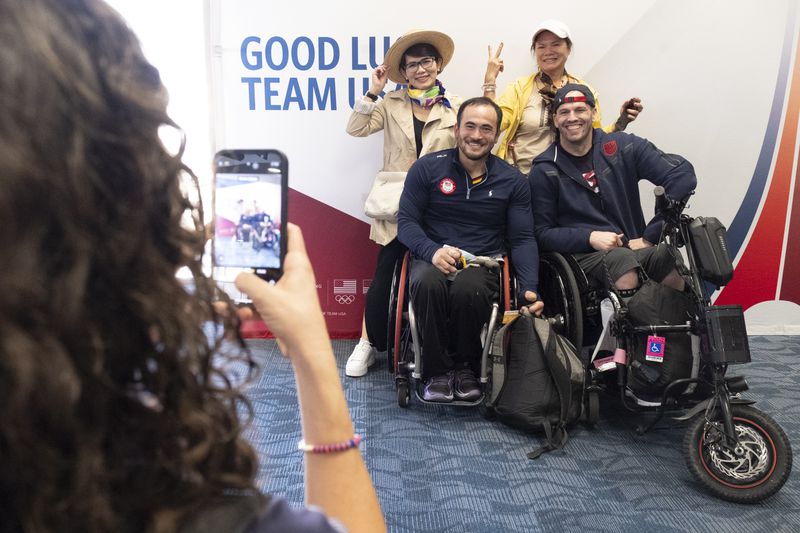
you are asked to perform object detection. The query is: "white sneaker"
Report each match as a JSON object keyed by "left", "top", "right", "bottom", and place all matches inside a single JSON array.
[{"left": 345, "top": 339, "right": 375, "bottom": 377}]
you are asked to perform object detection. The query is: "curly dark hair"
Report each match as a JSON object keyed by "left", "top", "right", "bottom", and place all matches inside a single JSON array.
[{"left": 0, "top": 1, "right": 259, "bottom": 531}]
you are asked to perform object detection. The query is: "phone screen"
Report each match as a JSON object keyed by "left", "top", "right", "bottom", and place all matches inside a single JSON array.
[{"left": 212, "top": 150, "right": 288, "bottom": 281}]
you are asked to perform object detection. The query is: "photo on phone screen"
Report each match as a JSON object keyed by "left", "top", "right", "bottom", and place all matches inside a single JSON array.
[{"left": 212, "top": 150, "right": 288, "bottom": 281}]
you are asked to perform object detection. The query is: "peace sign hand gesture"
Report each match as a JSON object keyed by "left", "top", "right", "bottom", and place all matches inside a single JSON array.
[{"left": 484, "top": 42, "right": 504, "bottom": 85}]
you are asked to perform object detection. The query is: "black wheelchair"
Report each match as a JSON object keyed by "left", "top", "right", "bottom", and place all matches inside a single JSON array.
[
  {"left": 538, "top": 187, "right": 792, "bottom": 503},
  {"left": 386, "top": 251, "right": 514, "bottom": 407},
  {"left": 251, "top": 220, "right": 279, "bottom": 251}
]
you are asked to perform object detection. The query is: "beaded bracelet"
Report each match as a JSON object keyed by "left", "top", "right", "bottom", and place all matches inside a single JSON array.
[
  {"left": 298, "top": 434, "right": 363, "bottom": 454},
  {"left": 481, "top": 83, "right": 496, "bottom": 92}
]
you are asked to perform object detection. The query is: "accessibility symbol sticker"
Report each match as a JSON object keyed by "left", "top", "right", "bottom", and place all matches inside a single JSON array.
[{"left": 645, "top": 335, "right": 666, "bottom": 363}]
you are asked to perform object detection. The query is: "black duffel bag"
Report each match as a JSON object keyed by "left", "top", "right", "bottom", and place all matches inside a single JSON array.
[{"left": 626, "top": 280, "right": 694, "bottom": 400}]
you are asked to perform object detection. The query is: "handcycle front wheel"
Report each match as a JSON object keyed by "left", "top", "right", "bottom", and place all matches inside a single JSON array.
[{"left": 684, "top": 404, "right": 792, "bottom": 503}]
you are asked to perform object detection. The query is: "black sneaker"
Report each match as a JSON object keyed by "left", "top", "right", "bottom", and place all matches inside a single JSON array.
[
  {"left": 423, "top": 371, "right": 454, "bottom": 402},
  {"left": 454, "top": 367, "right": 481, "bottom": 401}
]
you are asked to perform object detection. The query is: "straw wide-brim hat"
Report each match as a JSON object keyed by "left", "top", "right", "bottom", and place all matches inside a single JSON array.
[{"left": 383, "top": 29, "right": 455, "bottom": 84}]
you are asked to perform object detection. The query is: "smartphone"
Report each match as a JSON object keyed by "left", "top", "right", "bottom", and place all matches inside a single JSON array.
[{"left": 212, "top": 149, "right": 288, "bottom": 282}]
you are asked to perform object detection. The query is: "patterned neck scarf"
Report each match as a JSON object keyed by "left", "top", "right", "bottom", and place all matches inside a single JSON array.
[
  {"left": 538, "top": 70, "right": 570, "bottom": 106},
  {"left": 407, "top": 80, "right": 451, "bottom": 109},
  {"left": 538, "top": 71, "right": 569, "bottom": 129}
]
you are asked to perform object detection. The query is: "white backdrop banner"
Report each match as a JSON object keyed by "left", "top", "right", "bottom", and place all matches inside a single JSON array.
[{"left": 207, "top": 0, "right": 800, "bottom": 335}]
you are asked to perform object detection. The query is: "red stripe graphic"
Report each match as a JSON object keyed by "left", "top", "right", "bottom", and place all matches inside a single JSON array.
[
  {"left": 779, "top": 139, "right": 800, "bottom": 303},
  {"left": 716, "top": 35, "right": 800, "bottom": 309}
]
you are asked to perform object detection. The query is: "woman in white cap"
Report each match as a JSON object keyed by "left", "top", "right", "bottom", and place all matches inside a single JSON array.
[
  {"left": 345, "top": 29, "right": 460, "bottom": 377},
  {"left": 482, "top": 19, "right": 643, "bottom": 175}
]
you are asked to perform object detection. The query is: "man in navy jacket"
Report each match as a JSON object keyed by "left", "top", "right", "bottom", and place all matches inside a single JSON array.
[
  {"left": 398, "top": 97, "right": 543, "bottom": 403},
  {"left": 530, "top": 84, "right": 697, "bottom": 298}
]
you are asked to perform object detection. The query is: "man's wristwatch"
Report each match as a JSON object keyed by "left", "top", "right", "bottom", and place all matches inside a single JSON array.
[{"left": 365, "top": 91, "right": 378, "bottom": 101}]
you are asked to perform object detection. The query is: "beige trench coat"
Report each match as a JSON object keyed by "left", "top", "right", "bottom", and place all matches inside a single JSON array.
[{"left": 347, "top": 89, "right": 460, "bottom": 244}]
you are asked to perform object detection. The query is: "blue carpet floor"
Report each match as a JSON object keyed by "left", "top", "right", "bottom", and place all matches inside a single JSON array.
[{"left": 244, "top": 336, "right": 800, "bottom": 532}]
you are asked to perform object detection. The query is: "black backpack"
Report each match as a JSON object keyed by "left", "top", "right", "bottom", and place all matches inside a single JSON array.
[{"left": 486, "top": 315, "right": 585, "bottom": 459}]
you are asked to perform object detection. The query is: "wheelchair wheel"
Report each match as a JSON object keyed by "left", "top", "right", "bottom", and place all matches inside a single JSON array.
[
  {"left": 386, "top": 258, "right": 401, "bottom": 373},
  {"left": 684, "top": 404, "right": 792, "bottom": 503},
  {"left": 264, "top": 230, "right": 277, "bottom": 249},
  {"left": 386, "top": 253, "right": 411, "bottom": 376},
  {"left": 397, "top": 378, "right": 410, "bottom": 408},
  {"left": 585, "top": 388, "right": 600, "bottom": 427},
  {"left": 539, "top": 252, "right": 583, "bottom": 350}
]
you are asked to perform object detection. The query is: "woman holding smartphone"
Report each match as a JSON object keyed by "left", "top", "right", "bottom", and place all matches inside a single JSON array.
[
  {"left": 482, "top": 19, "right": 644, "bottom": 175},
  {"left": 345, "top": 29, "right": 460, "bottom": 377},
  {"left": 0, "top": 1, "right": 386, "bottom": 532}
]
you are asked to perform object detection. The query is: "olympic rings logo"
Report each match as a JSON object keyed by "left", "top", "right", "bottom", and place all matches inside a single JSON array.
[{"left": 335, "top": 295, "right": 355, "bottom": 305}]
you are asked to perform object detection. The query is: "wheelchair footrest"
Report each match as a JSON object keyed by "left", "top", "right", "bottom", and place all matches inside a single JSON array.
[{"left": 625, "top": 388, "right": 662, "bottom": 408}]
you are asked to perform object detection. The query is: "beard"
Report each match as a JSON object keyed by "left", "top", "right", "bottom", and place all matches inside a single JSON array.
[
  {"left": 457, "top": 137, "right": 492, "bottom": 161},
  {"left": 557, "top": 122, "right": 591, "bottom": 143}
]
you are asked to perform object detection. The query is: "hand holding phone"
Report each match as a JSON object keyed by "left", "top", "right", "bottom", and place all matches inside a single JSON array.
[
  {"left": 235, "top": 223, "right": 330, "bottom": 355},
  {"left": 212, "top": 149, "right": 288, "bottom": 282},
  {"left": 616, "top": 97, "right": 643, "bottom": 131}
]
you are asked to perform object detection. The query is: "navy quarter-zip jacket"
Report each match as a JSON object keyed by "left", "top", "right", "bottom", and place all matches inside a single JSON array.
[
  {"left": 530, "top": 129, "right": 697, "bottom": 253},
  {"left": 398, "top": 148, "right": 539, "bottom": 299}
]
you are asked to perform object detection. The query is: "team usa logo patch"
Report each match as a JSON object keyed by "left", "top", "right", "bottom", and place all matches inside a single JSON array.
[
  {"left": 603, "top": 140, "right": 618, "bottom": 156},
  {"left": 439, "top": 177, "right": 456, "bottom": 195}
]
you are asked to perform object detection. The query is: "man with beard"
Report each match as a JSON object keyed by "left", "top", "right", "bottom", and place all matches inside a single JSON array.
[
  {"left": 398, "top": 97, "right": 543, "bottom": 403},
  {"left": 530, "top": 84, "right": 696, "bottom": 298}
]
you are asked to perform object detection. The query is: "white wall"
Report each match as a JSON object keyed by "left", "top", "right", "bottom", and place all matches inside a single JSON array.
[{"left": 105, "top": 0, "right": 213, "bottom": 204}]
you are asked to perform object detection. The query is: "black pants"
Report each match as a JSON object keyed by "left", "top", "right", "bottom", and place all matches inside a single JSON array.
[
  {"left": 408, "top": 258, "right": 499, "bottom": 379},
  {"left": 364, "top": 238, "right": 406, "bottom": 352}
]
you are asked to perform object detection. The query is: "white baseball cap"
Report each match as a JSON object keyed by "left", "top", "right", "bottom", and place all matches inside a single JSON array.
[{"left": 532, "top": 19, "right": 572, "bottom": 43}]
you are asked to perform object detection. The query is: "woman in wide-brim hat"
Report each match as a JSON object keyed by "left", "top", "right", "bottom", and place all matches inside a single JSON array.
[
  {"left": 482, "top": 19, "right": 644, "bottom": 175},
  {"left": 345, "top": 29, "right": 460, "bottom": 378}
]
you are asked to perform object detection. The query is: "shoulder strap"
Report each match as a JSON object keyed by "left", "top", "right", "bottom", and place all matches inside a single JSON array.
[
  {"left": 527, "top": 424, "right": 569, "bottom": 460},
  {"left": 533, "top": 318, "right": 572, "bottom": 424},
  {"left": 484, "top": 317, "right": 517, "bottom": 409}
]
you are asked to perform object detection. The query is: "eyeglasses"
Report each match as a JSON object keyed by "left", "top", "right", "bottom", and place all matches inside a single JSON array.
[{"left": 403, "top": 57, "right": 436, "bottom": 73}]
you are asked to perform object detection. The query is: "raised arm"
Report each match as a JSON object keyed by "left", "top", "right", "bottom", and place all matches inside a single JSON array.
[
  {"left": 483, "top": 43, "right": 530, "bottom": 137},
  {"left": 346, "top": 65, "right": 390, "bottom": 137},
  {"left": 482, "top": 43, "right": 504, "bottom": 99},
  {"left": 590, "top": 87, "right": 643, "bottom": 134},
  {"left": 611, "top": 97, "right": 644, "bottom": 132},
  {"left": 236, "top": 224, "right": 386, "bottom": 533}
]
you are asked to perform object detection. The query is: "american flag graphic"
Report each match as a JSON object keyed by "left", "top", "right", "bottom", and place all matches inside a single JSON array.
[
  {"left": 362, "top": 279, "right": 372, "bottom": 294},
  {"left": 333, "top": 279, "right": 357, "bottom": 294}
]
